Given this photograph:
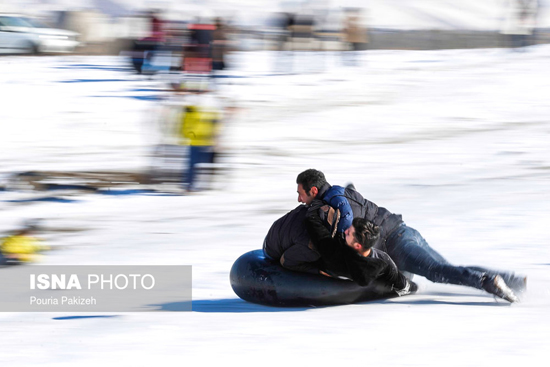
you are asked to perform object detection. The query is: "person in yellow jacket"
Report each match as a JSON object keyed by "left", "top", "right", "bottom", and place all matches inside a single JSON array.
[
  {"left": 0, "top": 227, "right": 48, "bottom": 265},
  {"left": 180, "top": 99, "right": 221, "bottom": 191}
]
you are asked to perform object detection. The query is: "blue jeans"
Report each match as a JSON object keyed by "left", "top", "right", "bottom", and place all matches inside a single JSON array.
[
  {"left": 183, "top": 146, "right": 213, "bottom": 190},
  {"left": 385, "top": 225, "right": 516, "bottom": 290}
]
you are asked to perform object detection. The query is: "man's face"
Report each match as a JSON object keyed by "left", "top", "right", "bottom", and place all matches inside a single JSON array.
[
  {"left": 344, "top": 225, "right": 359, "bottom": 250},
  {"left": 297, "top": 184, "right": 315, "bottom": 205}
]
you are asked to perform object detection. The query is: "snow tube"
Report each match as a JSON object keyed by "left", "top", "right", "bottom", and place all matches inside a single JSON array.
[{"left": 230, "top": 250, "right": 399, "bottom": 307}]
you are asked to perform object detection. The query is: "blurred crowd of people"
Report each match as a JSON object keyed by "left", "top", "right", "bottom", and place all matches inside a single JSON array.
[
  {"left": 2, "top": 1, "right": 544, "bottom": 58},
  {"left": 128, "top": 8, "right": 373, "bottom": 77},
  {"left": 130, "top": 11, "right": 233, "bottom": 75}
]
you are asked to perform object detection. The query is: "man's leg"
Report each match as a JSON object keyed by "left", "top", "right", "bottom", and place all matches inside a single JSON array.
[
  {"left": 185, "top": 146, "right": 208, "bottom": 190},
  {"left": 183, "top": 146, "right": 196, "bottom": 189},
  {"left": 386, "top": 226, "right": 519, "bottom": 301},
  {"left": 466, "top": 266, "right": 526, "bottom": 293},
  {"left": 193, "top": 147, "right": 212, "bottom": 190},
  {"left": 386, "top": 226, "right": 485, "bottom": 289}
]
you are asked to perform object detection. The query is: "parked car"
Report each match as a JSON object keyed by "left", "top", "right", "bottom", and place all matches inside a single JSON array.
[{"left": 0, "top": 14, "right": 79, "bottom": 54}]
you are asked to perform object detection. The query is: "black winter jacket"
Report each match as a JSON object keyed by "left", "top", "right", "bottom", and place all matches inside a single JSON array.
[
  {"left": 305, "top": 201, "right": 408, "bottom": 290},
  {"left": 263, "top": 205, "right": 322, "bottom": 274}
]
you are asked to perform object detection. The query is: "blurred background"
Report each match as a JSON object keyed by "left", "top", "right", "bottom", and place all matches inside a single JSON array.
[
  {"left": 0, "top": 0, "right": 549, "bottom": 57},
  {"left": 1, "top": 0, "right": 549, "bottom": 267},
  {"left": 2, "top": 1, "right": 550, "bottom": 365},
  {"left": 1, "top": 0, "right": 550, "bottom": 263},
  {"left": 1, "top": 0, "right": 549, "bottom": 194}
]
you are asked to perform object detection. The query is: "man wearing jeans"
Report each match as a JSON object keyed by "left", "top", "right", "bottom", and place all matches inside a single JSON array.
[{"left": 296, "top": 169, "right": 525, "bottom": 303}]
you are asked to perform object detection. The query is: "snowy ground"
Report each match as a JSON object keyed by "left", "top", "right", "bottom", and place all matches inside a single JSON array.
[{"left": 1, "top": 48, "right": 549, "bottom": 365}]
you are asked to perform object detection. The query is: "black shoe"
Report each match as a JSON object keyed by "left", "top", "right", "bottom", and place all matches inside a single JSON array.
[
  {"left": 482, "top": 275, "right": 519, "bottom": 303},
  {"left": 345, "top": 183, "right": 356, "bottom": 191}
]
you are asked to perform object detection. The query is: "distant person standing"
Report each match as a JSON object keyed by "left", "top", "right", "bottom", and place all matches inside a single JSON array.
[
  {"left": 343, "top": 11, "right": 368, "bottom": 66},
  {"left": 131, "top": 10, "right": 167, "bottom": 74},
  {"left": 177, "top": 80, "right": 223, "bottom": 191},
  {"left": 188, "top": 20, "right": 214, "bottom": 57},
  {"left": 271, "top": 12, "right": 294, "bottom": 73},
  {"left": 289, "top": 13, "right": 316, "bottom": 73},
  {"left": 501, "top": 0, "right": 539, "bottom": 49},
  {"left": 150, "top": 10, "right": 167, "bottom": 42},
  {"left": 212, "top": 18, "right": 229, "bottom": 72}
]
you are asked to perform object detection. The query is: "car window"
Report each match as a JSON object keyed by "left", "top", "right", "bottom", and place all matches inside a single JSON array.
[
  {"left": 23, "top": 18, "right": 49, "bottom": 28},
  {"left": 0, "top": 16, "right": 33, "bottom": 28}
]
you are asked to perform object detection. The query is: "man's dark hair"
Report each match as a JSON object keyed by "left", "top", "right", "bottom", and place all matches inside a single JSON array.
[
  {"left": 296, "top": 169, "right": 327, "bottom": 193},
  {"left": 352, "top": 218, "right": 380, "bottom": 250}
]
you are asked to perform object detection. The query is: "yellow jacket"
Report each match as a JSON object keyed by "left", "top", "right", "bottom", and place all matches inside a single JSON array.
[
  {"left": 180, "top": 106, "right": 220, "bottom": 147},
  {"left": 1, "top": 235, "right": 48, "bottom": 262}
]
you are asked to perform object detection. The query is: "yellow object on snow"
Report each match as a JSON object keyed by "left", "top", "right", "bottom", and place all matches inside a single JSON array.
[{"left": 1, "top": 235, "right": 48, "bottom": 263}]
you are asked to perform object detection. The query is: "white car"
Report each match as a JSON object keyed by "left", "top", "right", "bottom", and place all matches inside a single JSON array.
[{"left": 0, "top": 15, "right": 79, "bottom": 54}]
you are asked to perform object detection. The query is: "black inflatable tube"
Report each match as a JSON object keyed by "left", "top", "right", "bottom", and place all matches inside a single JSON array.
[{"left": 230, "top": 250, "right": 399, "bottom": 307}]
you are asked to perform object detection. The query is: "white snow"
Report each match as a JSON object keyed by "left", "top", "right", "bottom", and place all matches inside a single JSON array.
[{"left": 1, "top": 47, "right": 549, "bottom": 365}]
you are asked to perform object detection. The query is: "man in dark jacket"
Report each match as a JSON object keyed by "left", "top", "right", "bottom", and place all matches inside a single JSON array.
[
  {"left": 305, "top": 199, "right": 415, "bottom": 296},
  {"left": 296, "top": 169, "right": 524, "bottom": 303},
  {"left": 263, "top": 205, "right": 322, "bottom": 275},
  {"left": 297, "top": 169, "right": 402, "bottom": 241}
]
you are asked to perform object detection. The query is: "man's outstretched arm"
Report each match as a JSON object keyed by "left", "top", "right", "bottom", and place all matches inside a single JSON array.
[
  {"left": 370, "top": 250, "right": 417, "bottom": 296},
  {"left": 304, "top": 200, "right": 342, "bottom": 261},
  {"left": 323, "top": 187, "right": 354, "bottom": 234}
]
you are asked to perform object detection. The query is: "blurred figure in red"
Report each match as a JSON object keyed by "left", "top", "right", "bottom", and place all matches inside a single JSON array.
[
  {"left": 184, "top": 20, "right": 215, "bottom": 74},
  {"left": 131, "top": 10, "right": 168, "bottom": 74},
  {"left": 150, "top": 10, "right": 166, "bottom": 42}
]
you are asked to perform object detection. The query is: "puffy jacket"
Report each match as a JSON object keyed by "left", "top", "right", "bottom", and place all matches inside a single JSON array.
[
  {"left": 318, "top": 183, "right": 403, "bottom": 249},
  {"left": 305, "top": 202, "right": 408, "bottom": 290},
  {"left": 263, "top": 205, "right": 322, "bottom": 275},
  {"left": 181, "top": 106, "right": 219, "bottom": 146}
]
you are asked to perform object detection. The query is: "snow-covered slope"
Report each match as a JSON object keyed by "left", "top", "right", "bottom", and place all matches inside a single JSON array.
[{"left": 1, "top": 47, "right": 549, "bottom": 365}]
